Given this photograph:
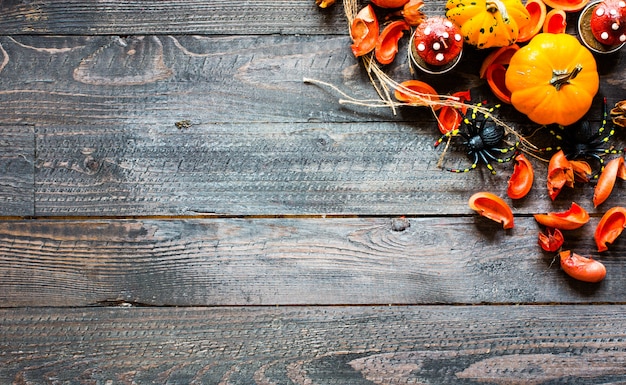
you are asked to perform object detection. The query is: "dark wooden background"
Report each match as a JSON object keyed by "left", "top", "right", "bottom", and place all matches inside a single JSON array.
[{"left": 1, "top": 1, "right": 625, "bottom": 384}]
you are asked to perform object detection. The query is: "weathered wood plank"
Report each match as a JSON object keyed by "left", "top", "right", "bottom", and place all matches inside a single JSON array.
[
  {"left": 0, "top": 34, "right": 623, "bottom": 127},
  {"left": 1, "top": 217, "right": 624, "bottom": 307},
  {"left": 0, "top": 0, "right": 354, "bottom": 35},
  {"left": 2, "top": 305, "right": 626, "bottom": 384},
  {"left": 0, "top": 125, "right": 34, "bottom": 216},
  {"left": 32, "top": 120, "right": 626, "bottom": 216},
  {"left": 0, "top": 0, "right": 459, "bottom": 35},
  {"left": 0, "top": 34, "right": 481, "bottom": 126}
]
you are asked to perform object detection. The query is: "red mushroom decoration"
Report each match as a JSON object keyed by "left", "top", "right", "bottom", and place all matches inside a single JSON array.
[
  {"left": 590, "top": 0, "right": 626, "bottom": 46},
  {"left": 579, "top": 0, "right": 626, "bottom": 53},
  {"left": 411, "top": 16, "right": 463, "bottom": 73}
]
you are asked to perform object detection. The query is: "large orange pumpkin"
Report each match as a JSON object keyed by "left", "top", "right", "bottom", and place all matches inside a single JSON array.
[{"left": 505, "top": 33, "right": 599, "bottom": 126}]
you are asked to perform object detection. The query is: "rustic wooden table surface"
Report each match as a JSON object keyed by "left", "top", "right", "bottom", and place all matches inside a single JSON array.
[{"left": 1, "top": 1, "right": 626, "bottom": 384}]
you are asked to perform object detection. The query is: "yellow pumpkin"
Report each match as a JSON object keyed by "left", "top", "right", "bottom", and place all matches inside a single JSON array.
[
  {"left": 445, "top": 0, "right": 530, "bottom": 48},
  {"left": 505, "top": 33, "right": 599, "bottom": 126}
]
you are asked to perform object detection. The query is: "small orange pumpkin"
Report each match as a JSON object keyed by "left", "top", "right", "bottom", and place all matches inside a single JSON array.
[{"left": 505, "top": 33, "right": 599, "bottom": 126}]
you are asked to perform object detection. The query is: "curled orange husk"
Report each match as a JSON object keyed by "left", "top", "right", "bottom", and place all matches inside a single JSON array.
[
  {"left": 350, "top": 5, "right": 379, "bottom": 57},
  {"left": 543, "top": 8, "right": 567, "bottom": 33},
  {"left": 538, "top": 227, "right": 564, "bottom": 252},
  {"left": 593, "top": 157, "right": 625, "bottom": 208},
  {"left": 595, "top": 206, "right": 626, "bottom": 252},
  {"left": 534, "top": 202, "right": 589, "bottom": 230},
  {"left": 394, "top": 80, "right": 441, "bottom": 109},
  {"left": 517, "top": 0, "right": 547, "bottom": 42},
  {"left": 570, "top": 160, "right": 592, "bottom": 183},
  {"left": 401, "top": 0, "right": 426, "bottom": 26},
  {"left": 468, "top": 192, "right": 514, "bottom": 229},
  {"left": 479, "top": 44, "right": 520, "bottom": 79},
  {"left": 542, "top": 0, "right": 589, "bottom": 11},
  {"left": 486, "top": 64, "right": 512, "bottom": 104},
  {"left": 375, "top": 20, "right": 410, "bottom": 64},
  {"left": 371, "top": 0, "right": 410, "bottom": 8},
  {"left": 437, "top": 90, "right": 471, "bottom": 134},
  {"left": 507, "top": 153, "right": 534, "bottom": 199},
  {"left": 547, "top": 150, "right": 574, "bottom": 201},
  {"left": 559, "top": 250, "right": 606, "bottom": 283}
]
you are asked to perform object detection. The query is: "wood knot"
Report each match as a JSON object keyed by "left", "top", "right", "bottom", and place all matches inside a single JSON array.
[
  {"left": 83, "top": 156, "right": 100, "bottom": 172},
  {"left": 391, "top": 217, "right": 410, "bottom": 232}
]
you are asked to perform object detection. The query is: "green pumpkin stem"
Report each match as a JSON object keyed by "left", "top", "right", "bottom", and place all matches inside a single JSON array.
[{"left": 551, "top": 65, "right": 583, "bottom": 91}]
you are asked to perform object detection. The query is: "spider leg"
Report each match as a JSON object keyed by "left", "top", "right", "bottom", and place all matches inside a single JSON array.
[
  {"left": 478, "top": 151, "right": 497, "bottom": 175},
  {"left": 434, "top": 129, "right": 458, "bottom": 147},
  {"left": 536, "top": 127, "right": 564, "bottom": 153},
  {"left": 446, "top": 151, "right": 479, "bottom": 173}
]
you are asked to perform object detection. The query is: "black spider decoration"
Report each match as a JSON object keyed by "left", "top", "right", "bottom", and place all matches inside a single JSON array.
[
  {"left": 435, "top": 102, "right": 519, "bottom": 175},
  {"left": 545, "top": 97, "right": 622, "bottom": 178}
]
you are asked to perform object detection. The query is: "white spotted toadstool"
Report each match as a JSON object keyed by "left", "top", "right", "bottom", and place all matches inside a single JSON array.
[
  {"left": 579, "top": 0, "right": 626, "bottom": 53},
  {"left": 410, "top": 16, "right": 463, "bottom": 73},
  {"left": 590, "top": 0, "right": 626, "bottom": 46}
]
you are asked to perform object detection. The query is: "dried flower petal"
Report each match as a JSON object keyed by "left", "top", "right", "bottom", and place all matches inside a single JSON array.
[
  {"left": 507, "top": 153, "right": 534, "bottom": 199},
  {"left": 394, "top": 80, "right": 441, "bottom": 108},
  {"left": 375, "top": 20, "right": 410, "bottom": 64},
  {"left": 468, "top": 192, "right": 514, "bottom": 229},
  {"left": 559, "top": 250, "right": 606, "bottom": 283},
  {"left": 570, "top": 160, "right": 592, "bottom": 183},
  {"left": 534, "top": 202, "right": 589, "bottom": 230},
  {"left": 517, "top": 0, "right": 547, "bottom": 42},
  {"left": 350, "top": 5, "right": 379, "bottom": 57},
  {"left": 538, "top": 227, "right": 564, "bottom": 252},
  {"left": 593, "top": 156, "right": 625, "bottom": 207},
  {"left": 543, "top": 9, "right": 567, "bottom": 34},
  {"left": 595, "top": 206, "right": 626, "bottom": 252},
  {"left": 437, "top": 90, "right": 471, "bottom": 134},
  {"left": 401, "top": 0, "right": 426, "bottom": 26},
  {"left": 547, "top": 150, "right": 574, "bottom": 201}
]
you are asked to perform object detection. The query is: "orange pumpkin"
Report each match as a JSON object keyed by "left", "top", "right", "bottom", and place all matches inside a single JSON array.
[{"left": 505, "top": 33, "right": 599, "bottom": 126}]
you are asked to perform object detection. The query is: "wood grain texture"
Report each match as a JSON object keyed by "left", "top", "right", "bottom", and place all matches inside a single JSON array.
[
  {"left": 2, "top": 305, "right": 626, "bottom": 384},
  {"left": 32, "top": 119, "right": 626, "bottom": 216},
  {"left": 0, "top": 0, "right": 351, "bottom": 35},
  {"left": 1, "top": 217, "right": 624, "bottom": 307},
  {"left": 0, "top": 1, "right": 457, "bottom": 35},
  {"left": 0, "top": 33, "right": 622, "bottom": 216},
  {"left": 0, "top": 125, "right": 34, "bottom": 216},
  {"left": 0, "top": 34, "right": 480, "bottom": 125},
  {"left": 0, "top": 33, "right": 622, "bottom": 126}
]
